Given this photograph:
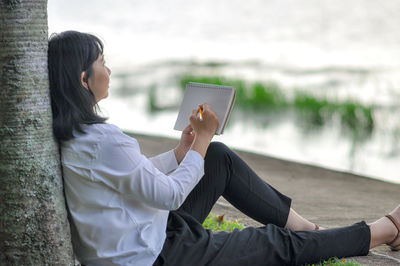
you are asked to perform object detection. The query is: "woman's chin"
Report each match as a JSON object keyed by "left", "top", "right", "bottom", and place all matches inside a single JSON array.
[{"left": 101, "top": 92, "right": 109, "bottom": 101}]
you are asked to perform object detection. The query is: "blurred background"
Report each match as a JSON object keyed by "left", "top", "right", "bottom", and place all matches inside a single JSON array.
[{"left": 48, "top": 0, "right": 400, "bottom": 184}]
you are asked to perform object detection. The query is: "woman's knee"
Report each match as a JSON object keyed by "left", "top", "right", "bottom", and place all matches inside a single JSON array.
[
  {"left": 204, "top": 142, "right": 233, "bottom": 183},
  {"left": 205, "top": 142, "right": 232, "bottom": 166},
  {"left": 206, "top": 142, "right": 229, "bottom": 157}
]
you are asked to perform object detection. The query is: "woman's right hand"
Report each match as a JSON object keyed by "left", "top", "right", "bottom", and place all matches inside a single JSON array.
[
  {"left": 190, "top": 103, "right": 219, "bottom": 139},
  {"left": 189, "top": 103, "right": 219, "bottom": 157}
]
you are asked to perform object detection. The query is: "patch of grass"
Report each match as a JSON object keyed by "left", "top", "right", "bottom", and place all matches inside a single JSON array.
[
  {"left": 338, "top": 101, "right": 374, "bottom": 132},
  {"left": 148, "top": 85, "right": 161, "bottom": 112},
  {"left": 294, "top": 91, "right": 333, "bottom": 126},
  {"left": 308, "top": 257, "right": 363, "bottom": 266},
  {"left": 244, "top": 82, "right": 287, "bottom": 109},
  {"left": 202, "top": 213, "right": 244, "bottom": 232},
  {"left": 294, "top": 91, "right": 374, "bottom": 134}
]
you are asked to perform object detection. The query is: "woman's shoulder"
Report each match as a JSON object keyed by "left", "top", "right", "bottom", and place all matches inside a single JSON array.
[
  {"left": 83, "top": 123, "right": 121, "bottom": 134},
  {"left": 76, "top": 123, "right": 125, "bottom": 139},
  {"left": 62, "top": 122, "right": 139, "bottom": 158},
  {"left": 84, "top": 123, "right": 139, "bottom": 146},
  {"left": 64, "top": 123, "right": 123, "bottom": 146}
]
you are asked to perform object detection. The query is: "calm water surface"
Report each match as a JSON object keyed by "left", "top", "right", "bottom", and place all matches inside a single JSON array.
[{"left": 48, "top": 0, "right": 400, "bottom": 183}]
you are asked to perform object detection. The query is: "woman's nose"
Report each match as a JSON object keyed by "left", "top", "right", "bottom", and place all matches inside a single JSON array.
[{"left": 107, "top": 66, "right": 112, "bottom": 75}]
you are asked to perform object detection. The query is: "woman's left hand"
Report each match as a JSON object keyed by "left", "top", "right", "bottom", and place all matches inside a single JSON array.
[{"left": 174, "top": 124, "right": 195, "bottom": 164}]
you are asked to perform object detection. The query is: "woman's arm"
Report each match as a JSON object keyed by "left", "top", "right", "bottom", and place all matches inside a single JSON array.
[
  {"left": 94, "top": 130, "right": 205, "bottom": 210},
  {"left": 149, "top": 124, "right": 195, "bottom": 172},
  {"left": 174, "top": 125, "right": 195, "bottom": 164},
  {"left": 92, "top": 105, "right": 218, "bottom": 210}
]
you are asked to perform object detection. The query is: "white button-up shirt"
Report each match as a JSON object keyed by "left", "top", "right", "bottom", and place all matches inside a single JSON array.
[{"left": 61, "top": 123, "right": 204, "bottom": 266}]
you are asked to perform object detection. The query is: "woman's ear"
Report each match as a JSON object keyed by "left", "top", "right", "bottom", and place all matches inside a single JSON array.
[{"left": 81, "top": 72, "right": 89, "bottom": 90}]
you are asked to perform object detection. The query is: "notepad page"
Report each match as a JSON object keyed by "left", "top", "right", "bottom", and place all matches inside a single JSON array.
[{"left": 174, "top": 83, "right": 235, "bottom": 135}]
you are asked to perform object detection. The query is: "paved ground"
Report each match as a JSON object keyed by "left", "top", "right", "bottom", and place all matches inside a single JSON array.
[{"left": 129, "top": 132, "right": 400, "bottom": 265}]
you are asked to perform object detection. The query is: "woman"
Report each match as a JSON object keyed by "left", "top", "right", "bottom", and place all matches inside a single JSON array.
[{"left": 48, "top": 30, "right": 400, "bottom": 266}]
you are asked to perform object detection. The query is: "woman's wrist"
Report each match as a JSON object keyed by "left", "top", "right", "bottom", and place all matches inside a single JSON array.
[
  {"left": 190, "top": 133, "right": 213, "bottom": 158},
  {"left": 174, "top": 146, "right": 187, "bottom": 164}
]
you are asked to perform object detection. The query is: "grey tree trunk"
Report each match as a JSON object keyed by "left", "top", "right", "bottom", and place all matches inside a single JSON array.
[{"left": 0, "top": 0, "right": 74, "bottom": 264}]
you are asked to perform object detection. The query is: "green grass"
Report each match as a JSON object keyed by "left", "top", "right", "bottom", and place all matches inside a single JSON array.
[
  {"left": 294, "top": 91, "right": 374, "bottom": 132},
  {"left": 203, "top": 213, "right": 362, "bottom": 266},
  {"left": 178, "top": 75, "right": 375, "bottom": 135},
  {"left": 309, "top": 257, "right": 363, "bottom": 266},
  {"left": 148, "top": 85, "right": 160, "bottom": 112},
  {"left": 202, "top": 213, "right": 244, "bottom": 232},
  {"left": 243, "top": 81, "right": 287, "bottom": 109}
]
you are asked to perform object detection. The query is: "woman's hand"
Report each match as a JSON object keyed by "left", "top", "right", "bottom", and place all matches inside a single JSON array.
[
  {"left": 190, "top": 103, "right": 219, "bottom": 138},
  {"left": 189, "top": 103, "right": 219, "bottom": 158},
  {"left": 174, "top": 125, "right": 195, "bottom": 164}
]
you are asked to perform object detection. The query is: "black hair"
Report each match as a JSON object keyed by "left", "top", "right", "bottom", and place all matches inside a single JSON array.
[{"left": 48, "top": 30, "right": 108, "bottom": 141}]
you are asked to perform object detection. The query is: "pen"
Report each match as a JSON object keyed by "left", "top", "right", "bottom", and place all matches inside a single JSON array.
[{"left": 198, "top": 107, "right": 204, "bottom": 121}]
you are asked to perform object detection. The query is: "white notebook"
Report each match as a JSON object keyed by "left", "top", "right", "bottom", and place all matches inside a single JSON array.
[{"left": 174, "top": 82, "right": 236, "bottom": 135}]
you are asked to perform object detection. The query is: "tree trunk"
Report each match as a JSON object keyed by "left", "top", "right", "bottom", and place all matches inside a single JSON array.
[{"left": 0, "top": 0, "right": 74, "bottom": 264}]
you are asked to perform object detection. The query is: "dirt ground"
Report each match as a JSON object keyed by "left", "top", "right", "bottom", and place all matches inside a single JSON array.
[{"left": 131, "top": 132, "right": 400, "bottom": 265}]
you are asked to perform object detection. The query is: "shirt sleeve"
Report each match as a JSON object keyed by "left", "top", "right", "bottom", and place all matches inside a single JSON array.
[
  {"left": 93, "top": 129, "right": 204, "bottom": 210},
  {"left": 149, "top": 150, "right": 179, "bottom": 174}
]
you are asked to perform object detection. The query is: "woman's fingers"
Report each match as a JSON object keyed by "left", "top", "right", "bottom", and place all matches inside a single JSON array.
[
  {"left": 182, "top": 124, "right": 193, "bottom": 133},
  {"left": 190, "top": 108, "right": 199, "bottom": 122},
  {"left": 200, "top": 103, "right": 217, "bottom": 119},
  {"left": 189, "top": 103, "right": 219, "bottom": 137},
  {"left": 200, "top": 103, "right": 219, "bottom": 127}
]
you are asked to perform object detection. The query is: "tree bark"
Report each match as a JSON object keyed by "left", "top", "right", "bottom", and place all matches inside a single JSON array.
[{"left": 0, "top": 0, "right": 74, "bottom": 264}]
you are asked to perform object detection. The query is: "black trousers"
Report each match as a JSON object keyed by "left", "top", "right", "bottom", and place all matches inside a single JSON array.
[{"left": 153, "top": 142, "right": 370, "bottom": 266}]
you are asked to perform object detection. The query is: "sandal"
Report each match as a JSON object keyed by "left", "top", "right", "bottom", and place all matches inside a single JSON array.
[
  {"left": 386, "top": 214, "right": 400, "bottom": 251},
  {"left": 315, "top": 224, "right": 320, "bottom": 230}
]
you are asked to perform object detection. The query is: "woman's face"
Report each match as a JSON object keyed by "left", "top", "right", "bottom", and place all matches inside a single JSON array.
[{"left": 85, "top": 54, "right": 112, "bottom": 103}]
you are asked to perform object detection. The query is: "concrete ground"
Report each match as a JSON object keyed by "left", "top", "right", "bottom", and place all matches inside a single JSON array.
[{"left": 129, "top": 132, "right": 400, "bottom": 265}]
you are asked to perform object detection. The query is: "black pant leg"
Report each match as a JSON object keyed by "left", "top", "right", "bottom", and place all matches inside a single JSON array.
[
  {"left": 206, "top": 142, "right": 291, "bottom": 226},
  {"left": 177, "top": 142, "right": 291, "bottom": 225},
  {"left": 209, "top": 221, "right": 370, "bottom": 266},
  {"left": 155, "top": 212, "right": 370, "bottom": 266},
  {"left": 176, "top": 143, "right": 227, "bottom": 223}
]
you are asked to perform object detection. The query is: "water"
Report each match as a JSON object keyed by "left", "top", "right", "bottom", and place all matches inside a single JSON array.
[{"left": 48, "top": 0, "right": 400, "bottom": 184}]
